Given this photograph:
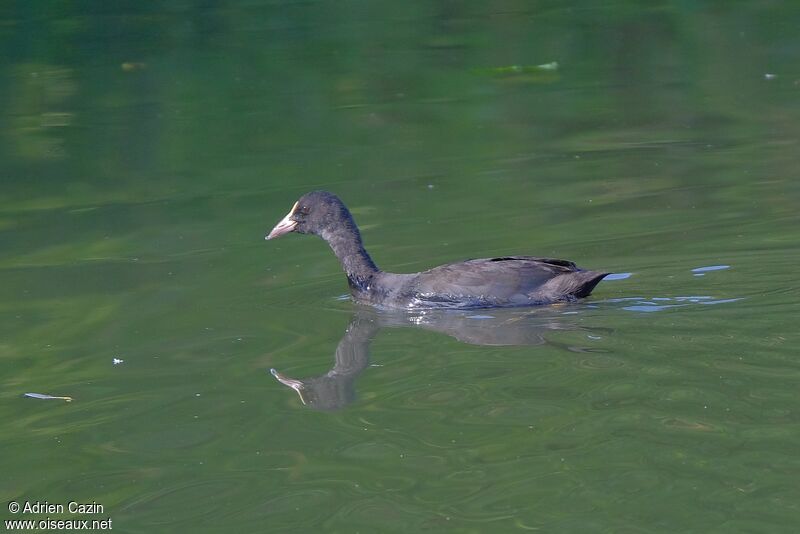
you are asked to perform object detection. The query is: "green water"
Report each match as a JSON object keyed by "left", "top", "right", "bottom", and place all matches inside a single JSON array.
[{"left": 2, "top": 2, "right": 799, "bottom": 532}]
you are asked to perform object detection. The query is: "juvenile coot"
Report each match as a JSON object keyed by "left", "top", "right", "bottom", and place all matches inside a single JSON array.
[{"left": 266, "top": 191, "right": 609, "bottom": 309}]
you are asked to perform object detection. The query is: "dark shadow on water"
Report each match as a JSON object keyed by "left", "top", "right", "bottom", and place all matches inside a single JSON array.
[{"left": 270, "top": 304, "right": 609, "bottom": 410}]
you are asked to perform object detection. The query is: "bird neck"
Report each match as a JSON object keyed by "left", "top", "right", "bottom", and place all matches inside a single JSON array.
[{"left": 320, "top": 225, "right": 379, "bottom": 292}]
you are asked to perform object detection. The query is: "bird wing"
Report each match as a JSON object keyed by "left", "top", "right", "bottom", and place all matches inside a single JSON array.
[{"left": 410, "top": 256, "right": 581, "bottom": 305}]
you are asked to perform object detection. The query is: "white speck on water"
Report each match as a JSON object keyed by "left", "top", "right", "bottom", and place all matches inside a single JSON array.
[
  {"left": 113, "top": 358, "right": 124, "bottom": 365},
  {"left": 764, "top": 73, "right": 777, "bottom": 79}
]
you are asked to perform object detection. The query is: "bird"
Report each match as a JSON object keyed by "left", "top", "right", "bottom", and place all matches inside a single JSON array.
[{"left": 266, "top": 191, "right": 609, "bottom": 309}]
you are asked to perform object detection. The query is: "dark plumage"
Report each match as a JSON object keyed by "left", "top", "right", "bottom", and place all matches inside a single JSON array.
[{"left": 266, "top": 191, "right": 609, "bottom": 309}]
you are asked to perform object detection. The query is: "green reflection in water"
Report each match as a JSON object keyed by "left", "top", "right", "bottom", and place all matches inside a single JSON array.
[{"left": 1, "top": 1, "right": 799, "bottom": 532}]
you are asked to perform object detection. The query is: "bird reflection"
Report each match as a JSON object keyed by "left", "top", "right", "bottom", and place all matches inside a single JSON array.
[{"left": 270, "top": 304, "right": 607, "bottom": 410}]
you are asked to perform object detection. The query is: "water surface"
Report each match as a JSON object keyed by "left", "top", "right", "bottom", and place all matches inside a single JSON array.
[{"left": 2, "top": 2, "right": 799, "bottom": 532}]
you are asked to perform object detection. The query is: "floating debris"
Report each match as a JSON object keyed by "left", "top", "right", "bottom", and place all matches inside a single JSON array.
[
  {"left": 23, "top": 392, "right": 73, "bottom": 402},
  {"left": 488, "top": 62, "right": 559, "bottom": 74},
  {"left": 113, "top": 358, "right": 124, "bottom": 365},
  {"left": 121, "top": 62, "right": 147, "bottom": 72},
  {"left": 474, "top": 62, "right": 560, "bottom": 83}
]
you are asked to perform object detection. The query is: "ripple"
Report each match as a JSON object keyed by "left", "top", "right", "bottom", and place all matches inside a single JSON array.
[
  {"left": 121, "top": 478, "right": 255, "bottom": 524},
  {"left": 601, "top": 294, "right": 745, "bottom": 313},
  {"left": 700, "top": 298, "right": 743, "bottom": 305},
  {"left": 445, "top": 469, "right": 487, "bottom": 482},
  {"left": 576, "top": 355, "right": 625, "bottom": 370},
  {"left": 396, "top": 383, "right": 485, "bottom": 409},
  {"left": 660, "top": 417, "right": 719, "bottom": 432},
  {"left": 692, "top": 264, "right": 731, "bottom": 273},
  {"left": 329, "top": 496, "right": 431, "bottom": 531},
  {"left": 566, "top": 345, "right": 611, "bottom": 354},
  {"left": 465, "top": 401, "right": 569, "bottom": 424},
  {"left": 123, "top": 422, "right": 219, "bottom": 452},
  {"left": 338, "top": 440, "right": 402, "bottom": 460},
  {"left": 623, "top": 303, "right": 685, "bottom": 312},
  {"left": 250, "top": 488, "right": 336, "bottom": 528}
]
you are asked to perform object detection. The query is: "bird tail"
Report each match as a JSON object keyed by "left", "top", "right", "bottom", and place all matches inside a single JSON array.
[{"left": 571, "top": 270, "right": 610, "bottom": 298}]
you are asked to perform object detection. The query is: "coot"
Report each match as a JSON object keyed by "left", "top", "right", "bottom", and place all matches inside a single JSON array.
[{"left": 266, "top": 191, "right": 608, "bottom": 309}]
